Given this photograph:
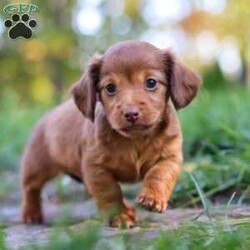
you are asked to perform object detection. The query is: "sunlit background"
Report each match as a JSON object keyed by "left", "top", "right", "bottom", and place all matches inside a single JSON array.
[{"left": 0, "top": 0, "right": 249, "bottom": 103}]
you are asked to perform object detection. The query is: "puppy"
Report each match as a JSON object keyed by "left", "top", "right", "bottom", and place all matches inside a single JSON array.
[{"left": 21, "top": 40, "right": 201, "bottom": 228}]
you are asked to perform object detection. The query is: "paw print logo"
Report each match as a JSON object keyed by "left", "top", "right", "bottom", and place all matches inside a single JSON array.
[{"left": 4, "top": 13, "right": 37, "bottom": 40}]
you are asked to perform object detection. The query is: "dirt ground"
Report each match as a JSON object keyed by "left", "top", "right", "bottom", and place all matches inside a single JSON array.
[{"left": 1, "top": 174, "right": 250, "bottom": 250}]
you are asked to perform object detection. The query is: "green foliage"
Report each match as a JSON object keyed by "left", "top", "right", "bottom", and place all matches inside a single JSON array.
[
  {"left": 0, "top": 87, "right": 250, "bottom": 248},
  {"left": 155, "top": 170, "right": 250, "bottom": 250},
  {"left": 180, "top": 87, "right": 250, "bottom": 159},
  {"left": 0, "top": 1, "right": 249, "bottom": 248},
  {"left": 0, "top": 229, "right": 6, "bottom": 250},
  {"left": 29, "top": 226, "right": 101, "bottom": 250},
  {"left": 202, "top": 63, "right": 232, "bottom": 90},
  {"left": 0, "top": 87, "right": 250, "bottom": 204},
  {"left": 24, "top": 220, "right": 250, "bottom": 250},
  {"left": 172, "top": 87, "right": 250, "bottom": 206},
  {"left": 189, "top": 173, "right": 213, "bottom": 223},
  {"left": 148, "top": 223, "right": 250, "bottom": 250},
  {"left": 20, "top": 167, "right": 250, "bottom": 250},
  {"left": 0, "top": 91, "right": 51, "bottom": 170},
  {"left": 0, "top": 0, "right": 143, "bottom": 104}
]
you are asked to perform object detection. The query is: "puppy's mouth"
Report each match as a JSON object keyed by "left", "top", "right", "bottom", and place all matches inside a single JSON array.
[{"left": 120, "top": 124, "right": 153, "bottom": 132}]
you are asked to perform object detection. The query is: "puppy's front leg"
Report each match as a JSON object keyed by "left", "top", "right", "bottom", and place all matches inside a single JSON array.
[
  {"left": 83, "top": 165, "right": 137, "bottom": 228},
  {"left": 137, "top": 156, "right": 182, "bottom": 213}
]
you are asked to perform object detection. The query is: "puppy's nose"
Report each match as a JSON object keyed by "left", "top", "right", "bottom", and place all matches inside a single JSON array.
[{"left": 123, "top": 107, "right": 139, "bottom": 123}]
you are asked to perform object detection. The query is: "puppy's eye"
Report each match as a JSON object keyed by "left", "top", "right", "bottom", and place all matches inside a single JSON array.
[
  {"left": 105, "top": 83, "right": 117, "bottom": 95},
  {"left": 145, "top": 78, "right": 157, "bottom": 91}
]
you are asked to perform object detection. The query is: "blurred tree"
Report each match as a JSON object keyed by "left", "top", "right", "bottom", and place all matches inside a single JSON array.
[
  {"left": 214, "top": 0, "right": 250, "bottom": 86},
  {"left": 179, "top": 10, "right": 215, "bottom": 36},
  {"left": 0, "top": 0, "right": 249, "bottom": 106},
  {"left": 0, "top": 0, "right": 79, "bottom": 103},
  {"left": 0, "top": 0, "right": 148, "bottom": 103},
  {"left": 180, "top": 0, "right": 250, "bottom": 86},
  {"left": 202, "top": 63, "right": 232, "bottom": 90}
]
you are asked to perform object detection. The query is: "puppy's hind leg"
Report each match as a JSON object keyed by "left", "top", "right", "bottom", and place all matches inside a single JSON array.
[{"left": 21, "top": 135, "right": 59, "bottom": 224}]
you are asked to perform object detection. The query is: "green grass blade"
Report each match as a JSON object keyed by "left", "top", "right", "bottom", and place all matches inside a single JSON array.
[
  {"left": 189, "top": 173, "right": 214, "bottom": 227},
  {"left": 225, "top": 191, "right": 236, "bottom": 232}
]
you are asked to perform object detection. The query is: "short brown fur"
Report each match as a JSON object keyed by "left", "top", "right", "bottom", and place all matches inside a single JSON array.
[{"left": 21, "top": 40, "right": 201, "bottom": 228}]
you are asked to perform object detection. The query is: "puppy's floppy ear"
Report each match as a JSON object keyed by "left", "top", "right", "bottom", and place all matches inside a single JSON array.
[
  {"left": 71, "top": 54, "right": 103, "bottom": 121},
  {"left": 163, "top": 50, "right": 201, "bottom": 109}
]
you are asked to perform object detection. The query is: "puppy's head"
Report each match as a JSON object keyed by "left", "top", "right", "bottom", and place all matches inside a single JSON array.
[{"left": 72, "top": 41, "right": 201, "bottom": 137}]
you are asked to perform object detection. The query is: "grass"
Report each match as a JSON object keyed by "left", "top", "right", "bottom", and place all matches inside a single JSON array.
[
  {"left": 0, "top": 91, "right": 53, "bottom": 200},
  {"left": 0, "top": 91, "right": 52, "bottom": 171},
  {"left": 0, "top": 87, "right": 250, "bottom": 203},
  {"left": 24, "top": 223, "right": 250, "bottom": 250},
  {"left": 0, "top": 229, "right": 6, "bottom": 250},
  {"left": 28, "top": 164, "right": 250, "bottom": 249},
  {"left": 173, "top": 87, "right": 250, "bottom": 206},
  {"left": 21, "top": 173, "right": 250, "bottom": 250},
  {"left": 0, "top": 87, "right": 250, "bottom": 249}
]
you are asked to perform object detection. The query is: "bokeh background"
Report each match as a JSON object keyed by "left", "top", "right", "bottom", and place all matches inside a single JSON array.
[{"left": 0, "top": 0, "right": 249, "bottom": 206}]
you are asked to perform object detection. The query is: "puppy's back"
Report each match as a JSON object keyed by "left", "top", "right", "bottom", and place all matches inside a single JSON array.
[{"left": 21, "top": 100, "right": 85, "bottom": 179}]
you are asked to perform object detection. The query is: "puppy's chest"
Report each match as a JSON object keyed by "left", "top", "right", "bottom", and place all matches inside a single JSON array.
[{"left": 107, "top": 140, "right": 163, "bottom": 182}]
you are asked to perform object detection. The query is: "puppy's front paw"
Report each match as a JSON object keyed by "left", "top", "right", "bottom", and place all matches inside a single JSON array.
[
  {"left": 137, "top": 186, "right": 167, "bottom": 213},
  {"left": 109, "top": 202, "right": 138, "bottom": 229},
  {"left": 22, "top": 203, "right": 44, "bottom": 224},
  {"left": 109, "top": 213, "right": 136, "bottom": 229}
]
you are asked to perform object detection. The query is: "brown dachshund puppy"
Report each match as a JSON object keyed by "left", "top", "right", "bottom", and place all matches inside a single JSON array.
[{"left": 21, "top": 40, "right": 201, "bottom": 228}]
